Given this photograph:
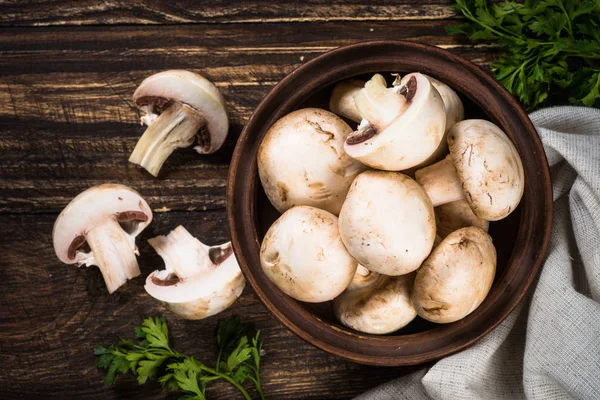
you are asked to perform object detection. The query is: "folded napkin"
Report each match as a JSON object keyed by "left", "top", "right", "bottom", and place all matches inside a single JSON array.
[{"left": 357, "top": 106, "right": 600, "bottom": 400}]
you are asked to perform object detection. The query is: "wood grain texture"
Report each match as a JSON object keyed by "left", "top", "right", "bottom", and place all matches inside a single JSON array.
[
  {"left": 0, "top": 3, "right": 496, "bottom": 398},
  {"left": 1, "top": 0, "right": 456, "bottom": 26}
]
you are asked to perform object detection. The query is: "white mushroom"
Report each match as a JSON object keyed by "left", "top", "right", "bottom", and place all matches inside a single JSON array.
[
  {"left": 338, "top": 170, "right": 436, "bottom": 276},
  {"left": 258, "top": 108, "right": 365, "bottom": 215},
  {"left": 415, "top": 75, "right": 465, "bottom": 168},
  {"left": 129, "top": 70, "right": 229, "bottom": 176},
  {"left": 52, "top": 184, "right": 153, "bottom": 294},
  {"left": 425, "top": 75, "right": 464, "bottom": 133},
  {"left": 415, "top": 119, "right": 524, "bottom": 220},
  {"left": 328, "top": 79, "right": 365, "bottom": 123},
  {"left": 334, "top": 272, "right": 416, "bottom": 334},
  {"left": 346, "top": 264, "right": 380, "bottom": 291},
  {"left": 144, "top": 225, "right": 245, "bottom": 320},
  {"left": 412, "top": 227, "right": 496, "bottom": 323},
  {"left": 260, "top": 206, "right": 357, "bottom": 303},
  {"left": 343, "top": 73, "right": 446, "bottom": 171},
  {"left": 435, "top": 200, "right": 489, "bottom": 239}
]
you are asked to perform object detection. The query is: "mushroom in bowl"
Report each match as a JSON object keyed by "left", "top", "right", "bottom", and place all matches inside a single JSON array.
[{"left": 228, "top": 41, "right": 552, "bottom": 366}]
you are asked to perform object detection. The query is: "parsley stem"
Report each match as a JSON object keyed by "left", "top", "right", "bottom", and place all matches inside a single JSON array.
[{"left": 194, "top": 363, "right": 253, "bottom": 400}]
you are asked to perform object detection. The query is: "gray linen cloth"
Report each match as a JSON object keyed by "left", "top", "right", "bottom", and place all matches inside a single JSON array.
[{"left": 357, "top": 106, "right": 600, "bottom": 400}]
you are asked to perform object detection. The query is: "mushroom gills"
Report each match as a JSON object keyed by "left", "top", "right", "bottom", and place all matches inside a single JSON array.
[
  {"left": 145, "top": 225, "right": 245, "bottom": 320},
  {"left": 129, "top": 102, "right": 206, "bottom": 177},
  {"left": 80, "top": 217, "right": 141, "bottom": 294}
]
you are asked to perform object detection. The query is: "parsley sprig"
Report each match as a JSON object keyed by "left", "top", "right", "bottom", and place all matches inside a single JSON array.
[
  {"left": 448, "top": 0, "right": 600, "bottom": 110},
  {"left": 94, "top": 316, "right": 265, "bottom": 400}
]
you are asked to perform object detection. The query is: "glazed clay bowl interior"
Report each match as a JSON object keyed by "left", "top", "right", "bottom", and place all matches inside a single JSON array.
[{"left": 227, "top": 41, "right": 552, "bottom": 366}]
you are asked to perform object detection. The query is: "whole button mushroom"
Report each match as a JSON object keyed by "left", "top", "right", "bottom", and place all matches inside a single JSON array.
[
  {"left": 144, "top": 226, "right": 245, "bottom": 320},
  {"left": 52, "top": 184, "right": 153, "bottom": 294},
  {"left": 412, "top": 226, "right": 496, "bottom": 323},
  {"left": 260, "top": 206, "right": 358, "bottom": 303},
  {"left": 334, "top": 271, "right": 416, "bottom": 334},
  {"left": 129, "top": 70, "right": 229, "bottom": 176},
  {"left": 415, "top": 119, "right": 525, "bottom": 221},
  {"left": 416, "top": 75, "right": 465, "bottom": 167},
  {"left": 258, "top": 108, "right": 365, "bottom": 215},
  {"left": 346, "top": 264, "right": 380, "bottom": 291},
  {"left": 343, "top": 73, "right": 446, "bottom": 171},
  {"left": 328, "top": 79, "right": 365, "bottom": 123},
  {"left": 338, "top": 170, "right": 436, "bottom": 276},
  {"left": 435, "top": 200, "right": 489, "bottom": 239}
]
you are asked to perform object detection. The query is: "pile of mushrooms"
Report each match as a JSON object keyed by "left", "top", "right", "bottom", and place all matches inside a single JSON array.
[
  {"left": 52, "top": 70, "right": 245, "bottom": 320},
  {"left": 259, "top": 72, "right": 524, "bottom": 333}
]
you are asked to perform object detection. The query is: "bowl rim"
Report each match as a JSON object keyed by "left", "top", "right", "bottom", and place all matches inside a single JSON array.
[{"left": 227, "top": 40, "right": 553, "bottom": 366}]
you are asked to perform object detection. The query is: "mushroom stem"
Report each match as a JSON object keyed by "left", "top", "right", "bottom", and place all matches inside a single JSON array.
[
  {"left": 148, "top": 225, "right": 219, "bottom": 282},
  {"left": 129, "top": 102, "right": 205, "bottom": 177},
  {"left": 83, "top": 218, "right": 140, "bottom": 294},
  {"left": 414, "top": 156, "right": 464, "bottom": 207}
]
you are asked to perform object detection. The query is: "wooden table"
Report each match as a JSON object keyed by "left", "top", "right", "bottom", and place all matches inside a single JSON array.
[{"left": 0, "top": 1, "right": 495, "bottom": 398}]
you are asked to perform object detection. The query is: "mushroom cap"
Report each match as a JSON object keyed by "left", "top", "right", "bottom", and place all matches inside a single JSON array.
[
  {"left": 346, "top": 265, "right": 381, "bottom": 291},
  {"left": 258, "top": 108, "right": 365, "bottom": 215},
  {"left": 145, "top": 253, "right": 245, "bottom": 320},
  {"left": 329, "top": 79, "right": 364, "bottom": 123},
  {"left": 435, "top": 199, "right": 489, "bottom": 238},
  {"left": 412, "top": 226, "right": 496, "bottom": 323},
  {"left": 344, "top": 73, "right": 446, "bottom": 171},
  {"left": 338, "top": 170, "right": 436, "bottom": 275},
  {"left": 133, "top": 70, "right": 229, "bottom": 154},
  {"left": 52, "top": 184, "right": 152, "bottom": 264},
  {"left": 448, "top": 119, "right": 524, "bottom": 221},
  {"left": 424, "top": 75, "right": 464, "bottom": 132},
  {"left": 334, "top": 273, "right": 417, "bottom": 334},
  {"left": 260, "top": 206, "right": 358, "bottom": 303}
]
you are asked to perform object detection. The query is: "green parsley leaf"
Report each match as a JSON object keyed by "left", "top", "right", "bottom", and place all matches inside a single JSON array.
[
  {"left": 95, "top": 316, "right": 265, "bottom": 400},
  {"left": 448, "top": 0, "right": 600, "bottom": 110}
]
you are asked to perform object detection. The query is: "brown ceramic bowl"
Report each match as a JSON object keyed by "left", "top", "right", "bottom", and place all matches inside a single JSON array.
[{"left": 227, "top": 41, "right": 552, "bottom": 366}]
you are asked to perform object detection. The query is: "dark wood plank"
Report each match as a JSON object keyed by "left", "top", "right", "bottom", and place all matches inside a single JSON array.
[
  {"left": 0, "top": 13, "right": 490, "bottom": 399},
  {"left": 0, "top": 22, "right": 497, "bottom": 213},
  {"left": 0, "top": 0, "right": 456, "bottom": 26},
  {"left": 0, "top": 212, "right": 409, "bottom": 399}
]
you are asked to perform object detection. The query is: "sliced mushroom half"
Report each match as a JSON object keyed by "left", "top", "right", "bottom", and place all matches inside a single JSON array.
[
  {"left": 52, "top": 184, "right": 152, "bottom": 294},
  {"left": 129, "top": 70, "right": 229, "bottom": 176},
  {"left": 145, "top": 225, "right": 245, "bottom": 320},
  {"left": 415, "top": 119, "right": 524, "bottom": 220},
  {"left": 344, "top": 73, "right": 446, "bottom": 171}
]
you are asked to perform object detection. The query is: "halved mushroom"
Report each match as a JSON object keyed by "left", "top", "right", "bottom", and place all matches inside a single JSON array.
[
  {"left": 129, "top": 70, "right": 229, "bottom": 176},
  {"left": 144, "top": 225, "right": 244, "bottom": 320},
  {"left": 412, "top": 227, "right": 496, "bottom": 323},
  {"left": 328, "top": 79, "right": 365, "bottom": 123},
  {"left": 415, "top": 119, "right": 524, "bottom": 220},
  {"left": 52, "top": 184, "right": 152, "bottom": 294},
  {"left": 338, "top": 170, "right": 436, "bottom": 276},
  {"left": 343, "top": 73, "right": 446, "bottom": 171},
  {"left": 334, "top": 272, "right": 416, "bottom": 334},
  {"left": 260, "top": 206, "right": 358, "bottom": 303},
  {"left": 435, "top": 200, "right": 489, "bottom": 239},
  {"left": 258, "top": 108, "right": 365, "bottom": 215}
]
